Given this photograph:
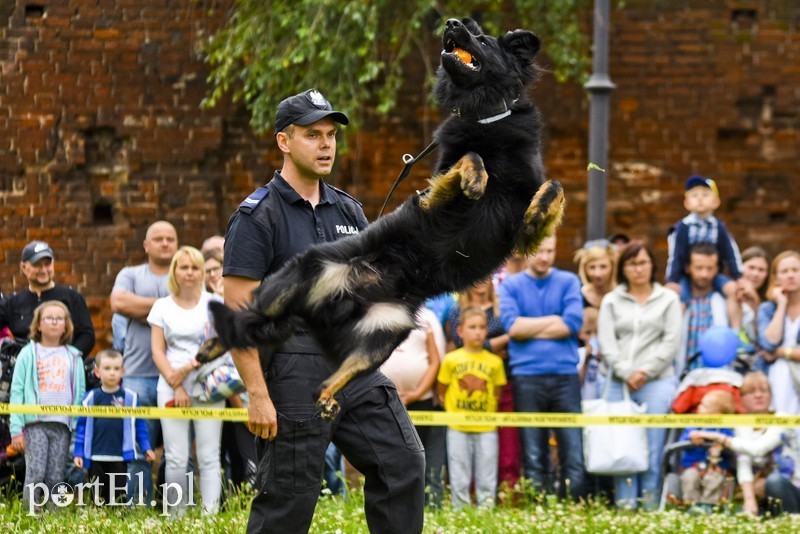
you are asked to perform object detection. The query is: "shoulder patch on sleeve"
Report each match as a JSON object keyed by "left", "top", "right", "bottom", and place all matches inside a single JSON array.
[
  {"left": 238, "top": 186, "right": 270, "bottom": 214},
  {"left": 329, "top": 185, "right": 363, "bottom": 207}
]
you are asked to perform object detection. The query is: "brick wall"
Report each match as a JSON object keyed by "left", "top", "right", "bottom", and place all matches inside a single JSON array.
[
  {"left": 0, "top": 0, "right": 275, "bottom": 346},
  {"left": 1, "top": 1, "right": 799, "bottom": 352},
  {"left": 573, "top": 0, "right": 800, "bottom": 261}
]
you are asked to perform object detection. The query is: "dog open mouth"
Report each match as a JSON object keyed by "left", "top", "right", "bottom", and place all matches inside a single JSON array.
[{"left": 442, "top": 37, "right": 480, "bottom": 71}]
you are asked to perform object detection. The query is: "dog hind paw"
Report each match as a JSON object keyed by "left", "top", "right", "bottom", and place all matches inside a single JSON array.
[{"left": 517, "top": 179, "right": 566, "bottom": 254}]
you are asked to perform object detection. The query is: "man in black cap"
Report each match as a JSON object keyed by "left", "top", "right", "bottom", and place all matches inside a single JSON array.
[
  {"left": 607, "top": 232, "right": 630, "bottom": 255},
  {"left": 223, "top": 89, "right": 425, "bottom": 533},
  {"left": 0, "top": 241, "right": 95, "bottom": 356}
]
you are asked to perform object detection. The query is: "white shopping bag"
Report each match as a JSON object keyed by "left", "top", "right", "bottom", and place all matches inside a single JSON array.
[{"left": 582, "top": 379, "right": 648, "bottom": 475}]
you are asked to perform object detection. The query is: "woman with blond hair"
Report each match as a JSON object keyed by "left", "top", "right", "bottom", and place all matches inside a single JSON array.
[
  {"left": 757, "top": 250, "right": 800, "bottom": 413},
  {"left": 574, "top": 239, "right": 617, "bottom": 310},
  {"left": 148, "top": 245, "right": 223, "bottom": 514}
]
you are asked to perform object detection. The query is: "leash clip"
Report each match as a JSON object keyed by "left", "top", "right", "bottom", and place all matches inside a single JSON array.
[{"left": 378, "top": 140, "right": 440, "bottom": 218}]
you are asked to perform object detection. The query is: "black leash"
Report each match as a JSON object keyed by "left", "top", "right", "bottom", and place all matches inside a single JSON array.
[{"left": 377, "top": 139, "right": 440, "bottom": 218}]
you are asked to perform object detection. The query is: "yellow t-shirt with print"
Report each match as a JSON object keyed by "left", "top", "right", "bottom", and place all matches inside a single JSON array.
[{"left": 437, "top": 347, "right": 507, "bottom": 433}]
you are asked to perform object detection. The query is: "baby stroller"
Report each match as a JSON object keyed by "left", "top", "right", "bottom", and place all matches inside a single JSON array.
[
  {"left": 659, "top": 327, "right": 744, "bottom": 510},
  {"left": 659, "top": 440, "right": 737, "bottom": 511},
  {"left": 672, "top": 366, "right": 744, "bottom": 415},
  {"left": 661, "top": 368, "right": 743, "bottom": 510},
  {"left": 0, "top": 338, "right": 25, "bottom": 493}
]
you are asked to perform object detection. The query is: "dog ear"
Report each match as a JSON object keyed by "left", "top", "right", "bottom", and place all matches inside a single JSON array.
[
  {"left": 463, "top": 18, "right": 483, "bottom": 35},
  {"left": 500, "top": 29, "right": 541, "bottom": 63}
]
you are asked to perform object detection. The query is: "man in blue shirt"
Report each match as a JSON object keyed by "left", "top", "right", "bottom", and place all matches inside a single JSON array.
[{"left": 498, "top": 235, "right": 585, "bottom": 500}]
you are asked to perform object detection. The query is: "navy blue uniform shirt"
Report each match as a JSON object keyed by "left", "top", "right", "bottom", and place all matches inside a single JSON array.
[
  {"left": 223, "top": 171, "right": 368, "bottom": 281},
  {"left": 222, "top": 171, "right": 391, "bottom": 397}
]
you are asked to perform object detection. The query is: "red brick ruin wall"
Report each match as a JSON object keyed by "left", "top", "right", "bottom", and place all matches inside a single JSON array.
[{"left": 1, "top": 1, "right": 799, "bottom": 352}]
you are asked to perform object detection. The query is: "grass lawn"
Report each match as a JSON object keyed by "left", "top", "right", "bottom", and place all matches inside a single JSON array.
[{"left": 3, "top": 487, "right": 800, "bottom": 533}]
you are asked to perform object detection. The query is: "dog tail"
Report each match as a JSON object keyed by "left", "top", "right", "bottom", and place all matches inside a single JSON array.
[{"left": 207, "top": 300, "right": 296, "bottom": 350}]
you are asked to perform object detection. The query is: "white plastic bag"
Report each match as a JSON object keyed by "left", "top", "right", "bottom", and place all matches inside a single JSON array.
[{"left": 582, "top": 379, "right": 648, "bottom": 475}]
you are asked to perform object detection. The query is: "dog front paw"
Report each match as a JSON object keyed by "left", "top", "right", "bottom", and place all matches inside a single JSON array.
[
  {"left": 317, "top": 396, "right": 341, "bottom": 421},
  {"left": 459, "top": 152, "right": 488, "bottom": 200}
]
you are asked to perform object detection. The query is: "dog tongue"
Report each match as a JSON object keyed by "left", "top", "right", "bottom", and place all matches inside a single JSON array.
[{"left": 453, "top": 48, "right": 472, "bottom": 64}]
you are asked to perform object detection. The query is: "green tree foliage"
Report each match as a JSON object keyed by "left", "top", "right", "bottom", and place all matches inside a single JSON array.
[{"left": 201, "top": 1, "right": 592, "bottom": 134}]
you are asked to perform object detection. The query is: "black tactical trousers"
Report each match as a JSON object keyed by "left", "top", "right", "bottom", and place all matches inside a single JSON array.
[{"left": 247, "top": 351, "right": 425, "bottom": 534}]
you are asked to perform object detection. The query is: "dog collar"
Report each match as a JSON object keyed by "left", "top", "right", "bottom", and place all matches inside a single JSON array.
[{"left": 453, "top": 97, "right": 517, "bottom": 124}]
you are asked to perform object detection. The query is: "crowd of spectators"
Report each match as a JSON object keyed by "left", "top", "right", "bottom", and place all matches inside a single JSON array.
[
  {"left": 407, "top": 174, "right": 800, "bottom": 514},
  {"left": 1, "top": 174, "right": 799, "bottom": 517}
]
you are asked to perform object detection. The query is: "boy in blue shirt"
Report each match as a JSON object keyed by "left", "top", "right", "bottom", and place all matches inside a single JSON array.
[
  {"left": 665, "top": 175, "right": 743, "bottom": 328},
  {"left": 74, "top": 349, "right": 155, "bottom": 503}
]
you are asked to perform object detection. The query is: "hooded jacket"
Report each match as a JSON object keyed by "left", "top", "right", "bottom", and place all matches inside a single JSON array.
[
  {"left": 73, "top": 387, "right": 151, "bottom": 468},
  {"left": 9, "top": 340, "right": 86, "bottom": 437},
  {"left": 597, "top": 283, "right": 682, "bottom": 382}
]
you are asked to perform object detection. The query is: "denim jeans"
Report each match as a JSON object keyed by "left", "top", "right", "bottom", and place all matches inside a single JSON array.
[
  {"left": 512, "top": 374, "right": 585, "bottom": 500},
  {"left": 765, "top": 472, "right": 800, "bottom": 514},
  {"left": 407, "top": 398, "right": 446, "bottom": 508},
  {"left": 323, "top": 443, "right": 346, "bottom": 497},
  {"left": 606, "top": 376, "right": 676, "bottom": 510},
  {"left": 123, "top": 376, "right": 160, "bottom": 504}
]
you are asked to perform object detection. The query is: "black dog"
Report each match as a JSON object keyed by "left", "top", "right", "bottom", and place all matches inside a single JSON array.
[{"left": 198, "top": 18, "right": 565, "bottom": 419}]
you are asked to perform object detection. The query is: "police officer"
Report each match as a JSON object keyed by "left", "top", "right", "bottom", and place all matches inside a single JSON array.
[
  {"left": 223, "top": 89, "right": 425, "bottom": 533},
  {"left": 0, "top": 241, "right": 95, "bottom": 357}
]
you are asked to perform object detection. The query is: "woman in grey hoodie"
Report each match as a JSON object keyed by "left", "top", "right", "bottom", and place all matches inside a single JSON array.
[{"left": 598, "top": 241, "right": 683, "bottom": 510}]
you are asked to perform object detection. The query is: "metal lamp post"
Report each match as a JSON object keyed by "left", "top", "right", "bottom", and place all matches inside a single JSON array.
[{"left": 585, "top": 0, "right": 616, "bottom": 241}]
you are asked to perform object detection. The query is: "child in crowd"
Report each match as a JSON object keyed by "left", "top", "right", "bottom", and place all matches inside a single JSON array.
[
  {"left": 9, "top": 301, "right": 86, "bottom": 512},
  {"left": 73, "top": 349, "right": 155, "bottom": 503},
  {"left": 665, "top": 175, "right": 742, "bottom": 321},
  {"left": 680, "top": 389, "right": 737, "bottom": 506},
  {"left": 577, "top": 307, "right": 602, "bottom": 401},
  {"left": 437, "top": 306, "right": 506, "bottom": 508}
]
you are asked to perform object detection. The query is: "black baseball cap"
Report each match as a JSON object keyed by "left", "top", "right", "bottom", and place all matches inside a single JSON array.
[
  {"left": 607, "top": 232, "right": 630, "bottom": 244},
  {"left": 22, "top": 241, "right": 54, "bottom": 263},
  {"left": 274, "top": 89, "right": 349, "bottom": 136}
]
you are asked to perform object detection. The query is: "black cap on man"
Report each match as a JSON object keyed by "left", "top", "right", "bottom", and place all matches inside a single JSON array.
[
  {"left": 21, "top": 240, "right": 54, "bottom": 264},
  {"left": 274, "top": 89, "right": 349, "bottom": 135}
]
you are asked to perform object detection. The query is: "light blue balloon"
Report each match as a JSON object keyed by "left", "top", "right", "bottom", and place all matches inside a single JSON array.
[{"left": 699, "top": 326, "right": 740, "bottom": 368}]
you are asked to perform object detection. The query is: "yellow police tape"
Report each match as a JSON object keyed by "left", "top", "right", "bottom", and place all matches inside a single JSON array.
[{"left": 1, "top": 403, "right": 799, "bottom": 427}]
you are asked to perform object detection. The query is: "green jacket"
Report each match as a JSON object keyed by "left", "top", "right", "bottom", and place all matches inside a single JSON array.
[{"left": 9, "top": 340, "right": 86, "bottom": 437}]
